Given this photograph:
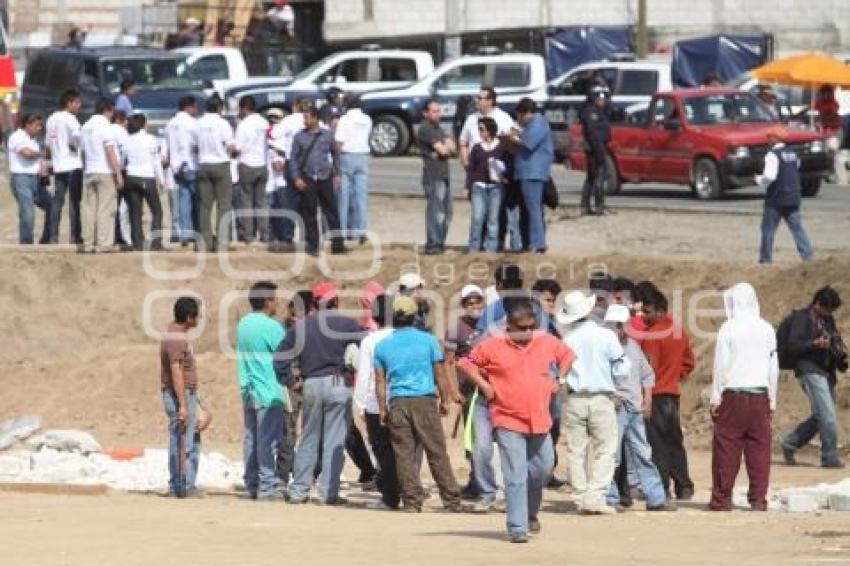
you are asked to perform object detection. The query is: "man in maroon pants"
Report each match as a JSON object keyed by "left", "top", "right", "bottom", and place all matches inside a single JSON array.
[{"left": 709, "top": 283, "right": 779, "bottom": 511}]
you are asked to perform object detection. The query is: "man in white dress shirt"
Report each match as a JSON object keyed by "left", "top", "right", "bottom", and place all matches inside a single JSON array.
[
  {"left": 194, "top": 96, "right": 236, "bottom": 252},
  {"left": 45, "top": 89, "right": 83, "bottom": 244},
  {"left": 234, "top": 95, "right": 270, "bottom": 244},
  {"left": 165, "top": 96, "right": 199, "bottom": 246}
]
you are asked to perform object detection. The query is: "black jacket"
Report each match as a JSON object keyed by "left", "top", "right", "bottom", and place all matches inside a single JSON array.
[
  {"left": 579, "top": 103, "right": 610, "bottom": 158},
  {"left": 786, "top": 307, "right": 846, "bottom": 378}
]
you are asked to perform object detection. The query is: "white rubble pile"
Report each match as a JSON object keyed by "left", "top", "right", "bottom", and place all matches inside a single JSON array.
[
  {"left": 0, "top": 448, "right": 244, "bottom": 492},
  {"left": 26, "top": 429, "right": 102, "bottom": 454},
  {"left": 0, "top": 415, "right": 41, "bottom": 450},
  {"left": 779, "top": 479, "right": 850, "bottom": 512}
]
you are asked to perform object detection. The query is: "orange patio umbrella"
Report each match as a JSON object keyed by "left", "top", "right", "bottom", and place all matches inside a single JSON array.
[{"left": 752, "top": 51, "right": 850, "bottom": 87}]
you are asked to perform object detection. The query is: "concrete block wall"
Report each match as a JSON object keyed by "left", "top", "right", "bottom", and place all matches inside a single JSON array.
[{"left": 324, "top": 0, "right": 850, "bottom": 53}]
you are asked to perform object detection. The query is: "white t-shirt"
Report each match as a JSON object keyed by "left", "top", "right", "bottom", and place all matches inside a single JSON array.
[
  {"left": 335, "top": 108, "right": 373, "bottom": 154},
  {"left": 45, "top": 110, "right": 82, "bottom": 173},
  {"left": 80, "top": 115, "right": 117, "bottom": 176},
  {"left": 195, "top": 113, "right": 235, "bottom": 165},
  {"left": 7, "top": 129, "right": 41, "bottom": 175},
  {"left": 276, "top": 112, "right": 304, "bottom": 157},
  {"left": 112, "top": 124, "right": 129, "bottom": 166},
  {"left": 165, "top": 111, "right": 198, "bottom": 172},
  {"left": 125, "top": 131, "right": 164, "bottom": 181},
  {"left": 459, "top": 107, "right": 516, "bottom": 148},
  {"left": 235, "top": 112, "right": 270, "bottom": 168}
]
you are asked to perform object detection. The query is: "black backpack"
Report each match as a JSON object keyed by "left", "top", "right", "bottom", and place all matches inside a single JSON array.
[{"left": 776, "top": 310, "right": 799, "bottom": 371}]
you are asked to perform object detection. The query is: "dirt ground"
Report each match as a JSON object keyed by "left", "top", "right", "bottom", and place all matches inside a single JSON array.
[{"left": 1, "top": 193, "right": 849, "bottom": 563}]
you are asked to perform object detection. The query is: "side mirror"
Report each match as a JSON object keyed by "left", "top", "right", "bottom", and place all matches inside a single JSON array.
[{"left": 664, "top": 119, "right": 682, "bottom": 132}]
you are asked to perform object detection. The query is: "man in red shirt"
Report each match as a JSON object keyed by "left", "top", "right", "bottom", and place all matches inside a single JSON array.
[
  {"left": 638, "top": 285, "right": 696, "bottom": 501},
  {"left": 459, "top": 297, "right": 576, "bottom": 543}
]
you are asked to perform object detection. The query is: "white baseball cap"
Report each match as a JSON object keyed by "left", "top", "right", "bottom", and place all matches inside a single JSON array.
[
  {"left": 604, "top": 304, "right": 631, "bottom": 324},
  {"left": 460, "top": 284, "right": 484, "bottom": 300},
  {"left": 398, "top": 272, "right": 425, "bottom": 290}
]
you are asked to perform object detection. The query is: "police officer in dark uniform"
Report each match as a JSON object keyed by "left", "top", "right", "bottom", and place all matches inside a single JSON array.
[{"left": 579, "top": 84, "right": 612, "bottom": 216}]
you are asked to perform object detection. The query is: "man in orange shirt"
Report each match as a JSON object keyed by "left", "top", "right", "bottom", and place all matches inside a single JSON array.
[
  {"left": 638, "top": 285, "right": 696, "bottom": 501},
  {"left": 459, "top": 297, "right": 576, "bottom": 543}
]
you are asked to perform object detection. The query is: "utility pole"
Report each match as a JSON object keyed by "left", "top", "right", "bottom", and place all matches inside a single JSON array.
[
  {"left": 444, "top": 0, "right": 462, "bottom": 60},
  {"left": 636, "top": 0, "right": 648, "bottom": 58}
]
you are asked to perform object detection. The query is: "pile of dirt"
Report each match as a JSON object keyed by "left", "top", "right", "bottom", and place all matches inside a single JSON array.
[{"left": 0, "top": 248, "right": 847, "bottom": 453}]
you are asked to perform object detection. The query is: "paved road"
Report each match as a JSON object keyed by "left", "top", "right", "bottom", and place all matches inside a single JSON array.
[{"left": 368, "top": 156, "right": 850, "bottom": 215}]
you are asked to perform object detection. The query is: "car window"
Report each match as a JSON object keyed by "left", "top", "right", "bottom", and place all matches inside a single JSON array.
[
  {"left": 649, "top": 97, "right": 677, "bottom": 127},
  {"left": 683, "top": 93, "right": 775, "bottom": 125},
  {"left": 617, "top": 70, "right": 658, "bottom": 96},
  {"left": 26, "top": 56, "right": 50, "bottom": 87},
  {"left": 434, "top": 64, "right": 486, "bottom": 91},
  {"left": 556, "top": 67, "right": 615, "bottom": 96},
  {"left": 189, "top": 54, "right": 230, "bottom": 81},
  {"left": 101, "top": 58, "right": 198, "bottom": 93},
  {"left": 378, "top": 58, "right": 417, "bottom": 81},
  {"left": 48, "top": 57, "right": 82, "bottom": 91},
  {"left": 326, "top": 58, "right": 370, "bottom": 83},
  {"left": 493, "top": 63, "right": 530, "bottom": 88},
  {"left": 80, "top": 59, "right": 99, "bottom": 92}
]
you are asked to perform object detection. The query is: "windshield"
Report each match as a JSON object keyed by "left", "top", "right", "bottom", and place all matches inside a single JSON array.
[
  {"left": 292, "top": 57, "right": 329, "bottom": 81},
  {"left": 683, "top": 93, "right": 776, "bottom": 126},
  {"left": 101, "top": 58, "right": 201, "bottom": 93}
]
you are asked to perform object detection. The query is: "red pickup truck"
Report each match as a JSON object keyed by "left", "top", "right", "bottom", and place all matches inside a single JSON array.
[{"left": 568, "top": 88, "right": 833, "bottom": 199}]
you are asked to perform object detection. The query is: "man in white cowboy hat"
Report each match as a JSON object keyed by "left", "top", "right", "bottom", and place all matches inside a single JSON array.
[
  {"left": 398, "top": 272, "right": 431, "bottom": 332},
  {"left": 558, "top": 290, "right": 629, "bottom": 514}
]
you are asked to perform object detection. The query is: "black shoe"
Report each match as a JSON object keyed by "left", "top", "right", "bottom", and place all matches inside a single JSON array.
[
  {"left": 822, "top": 460, "right": 846, "bottom": 469},
  {"left": 529, "top": 517, "right": 541, "bottom": 534},
  {"left": 460, "top": 483, "right": 480, "bottom": 500},
  {"left": 359, "top": 236, "right": 368, "bottom": 245},
  {"left": 781, "top": 445, "right": 797, "bottom": 466},
  {"left": 677, "top": 488, "right": 695, "bottom": 501},
  {"left": 423, "top": 248, "right": 443, "bottom": 256},
  {"left": 330, "top": 247, "right": 350, "bottom": 255},
  {"left": 509, "top": 532, "right": 529, "bottom": 544},
  {"left": 306, "top": 248, "right": 320, "bottom": 257},
  {"left": 546, "top": 476, "right": 568, "bottom": 490}
]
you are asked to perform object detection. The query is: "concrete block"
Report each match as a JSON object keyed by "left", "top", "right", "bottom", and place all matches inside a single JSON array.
[
  {"left": 785, "top": 492, "right": 821, "bottom": 513},
  {"left": 829, "top": 493, "right": 850, "bottom": 512}
]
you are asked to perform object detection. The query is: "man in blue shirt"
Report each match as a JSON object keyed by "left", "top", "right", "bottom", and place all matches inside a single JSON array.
[
  {"left": 507, "top": 98, "right": 553, "bottom": 254},
  {"left": 115, "top": 79, "right": 135, "bottom": 116},
  {"left": 375, "top": 296, "right": 466, "bottom": 513}
]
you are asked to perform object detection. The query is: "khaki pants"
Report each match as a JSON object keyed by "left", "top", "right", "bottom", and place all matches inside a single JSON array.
[
  {"left": 81, "top": 174, "right": 117, "bottom": 251},
  {"left": 197, "top": 162, "right": 232, "bottom": 251},
  {"left": 565, "top": 392, "right": 618, "bottom": 510}
]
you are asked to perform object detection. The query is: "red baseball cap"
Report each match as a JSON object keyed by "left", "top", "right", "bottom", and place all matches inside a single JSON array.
[{"left": 313, "top": 282, "right": 339, "bottom": 303}]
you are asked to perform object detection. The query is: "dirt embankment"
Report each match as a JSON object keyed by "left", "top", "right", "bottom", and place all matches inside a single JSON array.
[{"left": 0, "top": 249, "right": 847, "bottom": 453}]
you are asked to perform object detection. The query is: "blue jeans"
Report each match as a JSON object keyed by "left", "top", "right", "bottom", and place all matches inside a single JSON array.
[
  {"left": 162, "top": 388, "right": 199, "bottom": 495},
  {"left": 606, "top": 406, "right": 667, "bottom": 506},
  {"left": 473, "top": 395, "right": 498, "bottom": 500},
  {"left": 469, "top": 182, "right": 503, "bottom": 252},
  {"left": 520, "top": 180, "right": 546, "bottom": 251},
  {"left": 270, "top": 181, "right": 302, "bottom": 242},
  {"left": 11, "top": 173, "right": 51, "bottom": 244},
  {"left": 288, "top": 375, "right": 353, "bottom": 502},
  {"left": 176, "top": 170, "right": 198, "bottom": 243},
  {"left": 495, "top": 429, "right": 554, "bottom": 536},
  {"left": 243, "top": 393, "right": 285, "bottom": 497},
  {"left": 339, "top": 153, "right": 369, "bottom": 239},
  {"left": 424, "top": 178, "right": 452, "bottom": 252},
  {"left": 50, "top": 169, "right": 82, "bottom": 244},
  {"left": 759, "top": 205, "right": 814, "bottom": 263},
  {"left": 782, "top": 372, "right": 840, "bottom": 465}
]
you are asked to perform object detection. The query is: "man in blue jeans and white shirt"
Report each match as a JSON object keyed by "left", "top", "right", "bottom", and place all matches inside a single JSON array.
[
  {"left": 275, "top": 282, "right": 365, "bottom": 504},
  {"left": 165, "top": 96, "right": 199, "bottom": 245},
  {"left": 604, "top": 304, "right": 677, "bottom": 511},
  {"left": 335, "top": 93, "right": 373, "bottom": 243},
  {"left": 237, "top": 281, "right": 287, "bottom": 499},
  {"left": 756, "top": 126, "right": 814, "bottom": 264}
]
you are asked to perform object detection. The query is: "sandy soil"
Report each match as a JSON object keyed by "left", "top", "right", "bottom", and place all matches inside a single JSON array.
[{"left": 0, "top": 193, "right": 849, "bottom": 563}]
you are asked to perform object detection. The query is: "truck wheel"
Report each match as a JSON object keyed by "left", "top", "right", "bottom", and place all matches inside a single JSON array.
[
  {"left": 370, "top": 115, "right": 410, "bottom": 156},
  {"left": 801, "top": 179, "right": 821, "bottom": 197},
  {"left": 692, "top": 158, "right": 724, "bottom": 200},
  {"left": 603, "top": 153, "right": 621, "bottom": 195}
]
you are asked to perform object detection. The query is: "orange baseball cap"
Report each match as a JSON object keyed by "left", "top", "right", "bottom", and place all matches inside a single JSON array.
[{"left": 313, "top": 282, "right": 339, "bottom": 303}]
